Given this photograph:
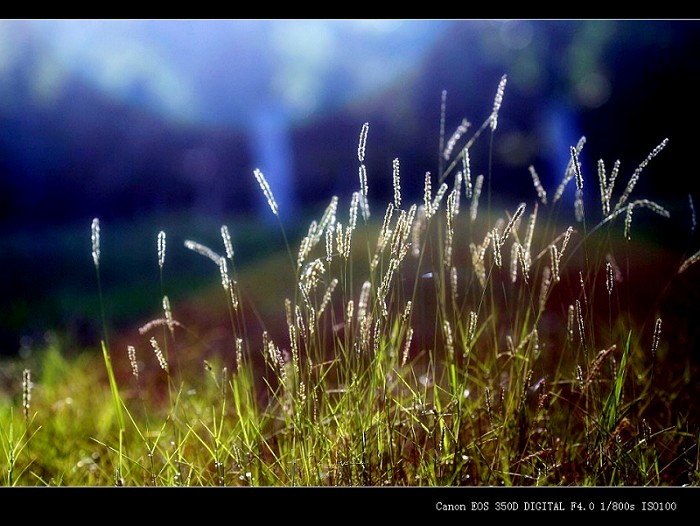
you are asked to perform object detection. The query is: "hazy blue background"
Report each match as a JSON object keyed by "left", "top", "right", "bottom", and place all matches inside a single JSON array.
[{"left": 1, "top": 19, "right": 699, "bottom": 356}]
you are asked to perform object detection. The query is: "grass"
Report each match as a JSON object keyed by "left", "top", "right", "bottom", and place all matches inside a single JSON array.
[{"left": 1, "top": 77, "right": 699, "bottom": 486}]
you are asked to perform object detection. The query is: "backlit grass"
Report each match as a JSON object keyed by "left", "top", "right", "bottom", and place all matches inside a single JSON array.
[{"left": 1, "top": 77, "right": 699, "bottom": 486}]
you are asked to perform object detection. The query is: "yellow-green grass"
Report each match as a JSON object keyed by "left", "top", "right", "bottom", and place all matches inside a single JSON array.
[{"left": 1, "top": 79, "right": 699, "bottom": 486}]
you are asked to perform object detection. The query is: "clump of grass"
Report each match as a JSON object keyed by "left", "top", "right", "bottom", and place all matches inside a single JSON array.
[{"left": 1, "top": 76, "right": 698, "bottom": 486}]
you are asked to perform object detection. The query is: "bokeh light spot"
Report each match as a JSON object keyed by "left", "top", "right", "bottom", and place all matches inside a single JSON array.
[
  {"left": 576, "top": 71, "right": 611, "bottom": 108},
  {"left": 499, "top": 20, "right": 534, "bottom": 51}
]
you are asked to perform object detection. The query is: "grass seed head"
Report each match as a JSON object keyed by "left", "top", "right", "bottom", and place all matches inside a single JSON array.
[
  {"left": 576, "top": 299, "right": 586, "bottom": 353},
  {"left": 91, "top": 218, "right": 100, "bottom": 268},
  {"left": 358, "top": 122, "right": 369, "bottom": 164},
  {"left": 690, "top": 193, "right": 697, "bottom": 233},
  {"left": 463, "top": 149, "right": 473, "bottom": 199},
  {"left": 373, "top": 317, "right": 382, "bottom": 355},
  {"left": 510, "top": 242, "right": 520, "bottom": 283},
  {"left": 679, "top": 248, "right": 700, "bottom": 274},
  {"left": 575, "top": 190, "right": 585, "bottom": 223},
  {"left": 157, "top": 230, "right": 166, "bottom": 269},
  {"left": 567, "top": 304, "right": 575, "bottom": 343},
  {"left": 443, "top": 118, "right": 471, "bottom": 161},
  {"left": 325, "top": 227, "right": 334, "bottom": 263},
  {"left": 553, "top": 136, "right": 586, "bottom": 203},
  {"left": 423, "top": 172, "right": 432, "bottom": 219},
  {"left": 357, "top": 281, "right": 372, "bottom": 323},
  {"left": 470, "top": 174, "right": 484, "bottom": 222},
  {"left": 253, "top": 168, "right": 279, "bottom": 216},
  {"left": 467, "top": 311, "right": 478, "bottom": 350},
  {"left": 432, "top": 182, "right": 449, "bottom": 216},
  {"left": 571, "top": 145, "right": 584, "bottom": 192},
  {"left": 346, "top": 300, "right": 354, "bottom": 324},
  {"left": 184, "top": 240, "right": 222, "bottom": 265},
  {"left": 598, "top": 159, "right": 609, "bottom": 216},
  {"left": 539, "top": 266, "right": 551, "bottom": 311},
  {"left": 652, "top": 318, "right": 662, "bottom": 359},
  {"left": 22, "top": 368, "right": 31, "bottom": 421},
  {"left": 319, "top": 196, "right": 339, "bottom": 233},
  {"left": 219, "top": 258, "right": 230, "bottom": 291},
  {"left": 221, "top": 225, "right": 234, "bottom": 261},
  {"left": 127, "top": 345, "right": 138, "bottom": 379},
  {"left": 401, "top": 327, "right": 414, "bottom": 367},
  {"left": 615, "top": 138, "right": 668, "bottom": 212},
  {"left": 490, "top": 74, "right": 507, "bottom": 132},
  {"left": 150, "top": 337, "right": 168, "bottom": 372},
  {"left": 349, "top": 192, "right": 359, "bottom": 231},
  {"left": 392, "top": 158, "right": 401, "bottom": 209},
  {"left": 529, "top": 165, "right": 547, "bottom": 205},
  {"left": 162, "top": 295, "right": 174, "bottom": 335},
  {"left": 318, "top": 278, "right": 338, "bottom": 318},
  {"left": 443, "top": 320, "right": 455, "bottom": 361}
]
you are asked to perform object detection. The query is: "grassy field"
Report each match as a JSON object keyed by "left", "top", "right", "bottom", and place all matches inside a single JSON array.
[{"left": 1, "top": 78, "right": 699, "bottom": 486}]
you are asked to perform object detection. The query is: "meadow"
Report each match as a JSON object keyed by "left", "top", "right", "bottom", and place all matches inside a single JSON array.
[{"left": 1, "top": 76, "right": 699, "bottom": 486}]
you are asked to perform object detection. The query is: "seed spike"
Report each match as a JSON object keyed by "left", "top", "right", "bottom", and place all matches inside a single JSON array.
[
  {"left": 470, "top": 174, "right": 484, "bottom": 222},
  {"left": 157, "top": 230, "right": 166, "bottom": 269},
  {"left": 689, "top": 194, "right": 697, "bottom": 233},
  {"left": 443, "top": 118, "right": 471, "bottom": 161},
  {"left": 553, "top": 136, "right": 586, "bottom": 203},
  {"left": 185, "top": 240, "right": 222, "bottom": 265},
  {"left": 529, "top": 165, "right": 547, "bottom": 205},
  {"left": 651, "top": 318, "right": 662, "bottom": 359},
  {"left": 358, "top": 122, "right": 369, "bottom": 164},
  {"left": 392, "top": 158, "right": 401, "bottom": 209},
  {"left": 91, "top": 218, "right": 100, "bottom": 268},
  {"left": 253, "top": 168, "right": 279, "bottom": 216},
  {"left": 127, "top": 346, "right": 139, "bottom": 379},
  {"left": 221, "top": 225, "right": 234, "bottom": 261},
  {"left": 22, "top": 369, "right": 31, "bottom": 421},
  {"left": 490, "top": 74, "right": 507, "bottom": 132},
  {"left": 150, "top": 337, "right": 168, "bottom": 372},
  {"left": 679, "top": 249, "right": 700, "bottom": 274},
  {"left": 615, "top": 138, "right": 669, "bottom": 212},
  {"left": 424, "top": 172, "right": 433, "bottom": 218},
  {"left": 571, "top": 145, "right": 583, "bottom": 192}
]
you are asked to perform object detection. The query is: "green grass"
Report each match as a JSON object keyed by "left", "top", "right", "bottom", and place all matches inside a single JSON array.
[{"left": 1, "top": 79, "right": 699, "bottom": 486}]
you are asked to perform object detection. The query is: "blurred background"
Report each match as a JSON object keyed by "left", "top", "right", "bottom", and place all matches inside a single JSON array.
[{"left": 1, "top": 19, "right": 699, "bottom": 357}]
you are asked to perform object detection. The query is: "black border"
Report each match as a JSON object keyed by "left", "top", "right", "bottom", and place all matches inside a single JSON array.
[{"left": 5, "top": 485, "right": 698, "bottom": 518}]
